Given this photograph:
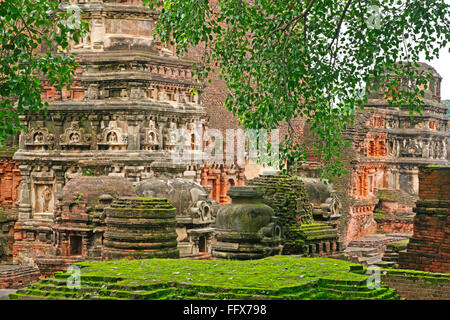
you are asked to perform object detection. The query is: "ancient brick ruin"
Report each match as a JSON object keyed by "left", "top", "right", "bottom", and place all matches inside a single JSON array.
[
  {"left": 351, "top": 63, "right": 447, "bottom": 241},
  {"left": 248, "top": 174, "right": 341, "bottom": 257},
  {"left": 9, "top": 0, "right": 209, "bottom": 267},
  {"left": 0, "top": 0, "right": 449, "bottom": 292},
  {"left": 104, "top": 197, "right": 179, "bottom": 260},
  {"left": 398, "top": 166, "right": 449, "bottom": 273},
  {"left": 296, "top": 63, "right": 449, "bottom": 264}
]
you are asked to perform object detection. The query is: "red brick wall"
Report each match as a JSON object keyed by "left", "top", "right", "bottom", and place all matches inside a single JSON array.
[
  {"left": 0, "top": 266, "right": 40, "bottom": 289},
  {"left": 0, "top": 159, "right": 21, "bottom": 207},
  {"left": 382, "top": 270, "right": 450, "bottom": 300},
  {"left": 417, "top": 166, "right": 450, "bottom": 200},
  {"left": 398, "top": 166, "right": 450, "bottom": 273}
]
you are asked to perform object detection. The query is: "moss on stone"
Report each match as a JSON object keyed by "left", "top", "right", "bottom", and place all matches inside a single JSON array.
[
  {"left": 11, "top": 256, "right": 401, "bottom": 300},
  {"left": 248, "top": 175, "right": 313, "bottom": 254}
]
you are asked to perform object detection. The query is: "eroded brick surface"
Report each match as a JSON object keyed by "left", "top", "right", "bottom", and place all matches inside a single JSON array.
[{"left": 398, "top": 167, "right": 450, "bottom": 273}]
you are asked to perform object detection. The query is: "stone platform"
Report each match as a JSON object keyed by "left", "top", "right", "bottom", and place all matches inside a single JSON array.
[
  {"left": 342, "top": 233, "right": 411, "bottom": 267},
  {"left": 0, "top": 265, "right": 40, "bottom": 289}
]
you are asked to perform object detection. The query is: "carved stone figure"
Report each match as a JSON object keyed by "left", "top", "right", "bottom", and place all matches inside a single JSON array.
[
  {"left": 42, "top": 186, "right": 52, "bottom": 212},
  {"left": 25, "top": 127, "right": 54, "bottom": 150},
  {"left": 59, "top": 121, "right": 91, "bottom": 149}
]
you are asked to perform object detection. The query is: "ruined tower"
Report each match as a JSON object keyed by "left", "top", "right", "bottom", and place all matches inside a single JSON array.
[{"left": 12, "top": 0, "right": 207, "bottom": 265}]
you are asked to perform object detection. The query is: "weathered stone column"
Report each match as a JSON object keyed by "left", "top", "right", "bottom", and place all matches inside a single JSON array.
[
  {"left": 126, "top": 114, "right": 140, "bottom": 150},
  {"left": 53, "top": 114, "right": 64, "bottom": 149},
  {"left": 89, "top": 115, "right": 100, "bottom": 150},
  {"left": 53, "top": 165, "right": 65, "bottom": 205},
  {"left": 17, "top": 165, "right": 32, "bottom": 220}
]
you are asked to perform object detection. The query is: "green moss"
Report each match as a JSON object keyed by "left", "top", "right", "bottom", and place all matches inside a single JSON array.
[
  {"left": 386, "top": 240, "right": 409, "bottom": 252},
  {"left": 11, "top": 256, "right": 401, "bottom": 300},
  {"left": 248, "top": 175, "right": 314, "bottom": 254}
]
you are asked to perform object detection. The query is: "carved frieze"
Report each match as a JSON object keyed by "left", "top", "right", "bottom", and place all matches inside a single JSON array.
[{"left": 162, "top": 118, "right": 179, "bottom": 150}]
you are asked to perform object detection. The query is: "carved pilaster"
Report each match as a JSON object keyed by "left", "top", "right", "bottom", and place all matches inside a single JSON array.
[
  {"left": 53, "top": 114, "right": 64, "bottom": 149},
  {"left": 18, "top": 165, "right": 32, "bottom": 220},
  {"left": 126, "top": 114, "right": 139, "bottom": 150},
  {"left": 89, "top": 115, "right": 100, "bottom": 150}
]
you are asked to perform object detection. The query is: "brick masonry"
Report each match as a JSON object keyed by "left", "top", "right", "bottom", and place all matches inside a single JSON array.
[
  {"left": 0, "top": 265, "right": 40, "bottom": 289},
  {"left": 382, "top": 269, "right": 450, "bottom": 300},
  {"left": 0, "top": 144, "right": 21, "bottom": 263},
  {"left": 398, "top": 166, "right": 450, "bottom": 273}
]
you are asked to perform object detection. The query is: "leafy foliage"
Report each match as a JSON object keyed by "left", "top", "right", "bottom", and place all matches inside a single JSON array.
[
  {"left": 144, "top": 0, "right": 449, "bottom": 180},
  {"left": 0, "top": 0, "right": 87, "bottom": 144}
]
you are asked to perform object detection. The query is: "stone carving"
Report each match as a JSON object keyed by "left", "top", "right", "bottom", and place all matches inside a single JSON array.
[
  {"left": 97, "top": 121, "right": 128, "bottom": 150},
  {"left": 135, "top": 178, "right": 216, "bottom": 257},
  {"left": 25, "top": 127, "right": 54, "bottom": 151},
  {"left": 33, "top": 184, "right": 54, "bottom": 214},
  {"left": 163, "top": 119, "right": 179, "bottom": 150},
  {"left": 402, "top": 141, "right": 422, "bottom": 158},
  {"left": 86, "top": 84, "right": 99, "bottom": 100},
  {"left": 42, "top": 186, "right": 52, "bottom": 212},
  {"left": 130, "top": 85, "right": 146, "bottom": 100},
  {"left": 64, "top": 166, "right": 83, "bottom": 182},
  {"left": 212, "top": 186, "right": 283, "bottom": 260},
  {"left": 141, "top": 120, "right": 160, "bottom": 150},
  {"left": 59, "top": 121, "right": 91, "bottom": 150}
]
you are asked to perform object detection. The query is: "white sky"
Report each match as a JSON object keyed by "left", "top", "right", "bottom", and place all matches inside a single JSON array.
[
  {"left": 423, "top": 0, "right": 450, "bottom": 100},
  {"left": 425, "top": 46, "right": 450, "bottom": 101}
]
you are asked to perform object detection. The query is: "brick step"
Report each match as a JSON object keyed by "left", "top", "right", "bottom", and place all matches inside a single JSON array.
[
  {"left": 357, "top": 256, "right": 383, "bottom": 266},
  {"left": 321, "top": 287, "right": 390, "bottom": 299},
  {"left": 372, "top": 261, "right": 397, "bottom": 268},
  {"left": 344, "top": 247, "right": 378, "bottom": 257}
]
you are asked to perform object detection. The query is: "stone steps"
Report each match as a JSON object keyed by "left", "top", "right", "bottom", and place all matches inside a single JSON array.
[
  {"left": 10, "top": 271, "right": 400, "bottom": 300},
  {"left": 343, "top": 233, "right": 412, "bottom": 267}
]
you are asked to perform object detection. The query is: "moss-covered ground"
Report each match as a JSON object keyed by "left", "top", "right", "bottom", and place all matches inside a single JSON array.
[{"left": 9, "top": 256, "right": 399, "bottom": 300}]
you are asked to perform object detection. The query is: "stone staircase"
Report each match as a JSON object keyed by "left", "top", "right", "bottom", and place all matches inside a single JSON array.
[
  {"left": 343, "top": 247, "right": 383, "bottom": 266},
  {"left": 343, "top": 233, "right": 411, "bottom": 267},
  {"left": 381, "top": 239, "right": 409, "bottom": 266}
]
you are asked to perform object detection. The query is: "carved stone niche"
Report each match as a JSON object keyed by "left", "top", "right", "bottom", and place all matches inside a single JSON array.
[
  {"left": 162, "top": 118, "right": 179, "bottom": 150},
  {"left": 86, "top": 83, "right": 99, "bottom": 100},
  {"left": 129, "top": 83, "right": 146, "bottom": 100},
  {"left": 25, "top": 127, "right": 54, "bottom": 151},
  {"left": 140, "top": 119, "right": 160, "bottom": 150},
  {"left": 97, "top": 121, "right": 128, "bottom": 150},
  {"left": 59, "top": 121, "right": 91, "bottom": 151},
  {"left": 429, "top": 139, "right": 445, "bottom": 159},
  {"left": 30, "top": 171, "right": 55, "bottom": 220},
  {"left": 401, "top": 141, "right": 422, "bottom": 158}
]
